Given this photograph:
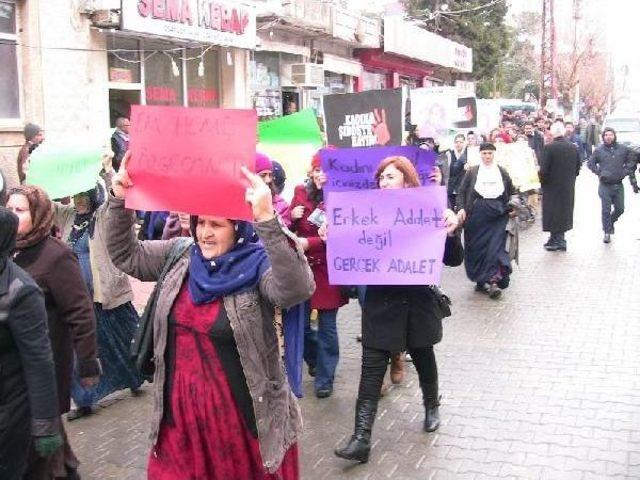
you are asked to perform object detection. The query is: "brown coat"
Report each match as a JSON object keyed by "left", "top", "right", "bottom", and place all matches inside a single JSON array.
[
  {"left": 104, "top": 195, "right": 315, "bottom": 473},
  {"left": 13, "top": 237, "right": 100, "bottom": 413}
]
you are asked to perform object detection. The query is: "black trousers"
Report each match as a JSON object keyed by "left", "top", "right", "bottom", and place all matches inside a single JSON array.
[
  {"left": 358, "top": 346, "right": 438, "bottom": 402},
  {"left": 598, "top": 182, "right": 625, "bottom": 234}
]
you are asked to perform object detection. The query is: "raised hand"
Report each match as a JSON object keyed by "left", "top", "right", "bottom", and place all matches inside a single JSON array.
[
  {"left": 111, "top": 150, "right": 134, "bottom": 199},
  {"left": 241, "top": 166, "right": 275, "bottom": 222}
]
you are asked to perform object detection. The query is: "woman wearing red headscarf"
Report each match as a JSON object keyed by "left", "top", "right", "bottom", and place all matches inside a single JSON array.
[{"left": 289, "top": 151, "right": 347, "bottom": 398}]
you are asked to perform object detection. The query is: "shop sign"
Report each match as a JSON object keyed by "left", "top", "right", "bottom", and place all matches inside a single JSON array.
[
  {"left": 383, "top": 16, "right": 472, "bottom": 73},
  {"left": 282, "top": 0, "right": 332, "bottom": 33},
  {"left": 109, "top": 67, "right": 134, "bottom": 83},
  {"left": 455, "top": 80, "right": 476, "bottom": 96},
  {"left": 122, "top": 0, "right": 257, "bottom": 49}
]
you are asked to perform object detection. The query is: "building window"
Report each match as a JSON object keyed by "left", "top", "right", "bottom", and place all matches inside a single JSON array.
[
  {"left": 144, "top": 41, "right": 184, "bottom": 106},
  {"left": 107, "top": 36, "right": 141, "bottom": 84},
  {"left": 0, "top": 0, "right": 20, "bottom": 120},
  {"left": 186, "top": 48, "right": 219, "bottom": 108}
]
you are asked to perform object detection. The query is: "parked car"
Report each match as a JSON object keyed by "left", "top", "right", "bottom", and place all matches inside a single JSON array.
[{"left": 602, "top": 115, "right": 640, "bottom": 147}]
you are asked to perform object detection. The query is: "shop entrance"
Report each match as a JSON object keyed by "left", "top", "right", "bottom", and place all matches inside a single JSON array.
[
  {"left": 109, "top": 89, "right": 140, "bottom": 127},
  {"left": 282, "top": 89, "right": 300, "bottom": 116}
]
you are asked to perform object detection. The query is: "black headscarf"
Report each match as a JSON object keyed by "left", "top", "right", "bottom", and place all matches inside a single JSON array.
[{"left": 0, "top": 207, "right": 18, "bottom": 273}]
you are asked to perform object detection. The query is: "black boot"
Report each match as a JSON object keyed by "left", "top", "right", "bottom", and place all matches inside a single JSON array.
[
  {"left": 334, "top": 399, "right": 378, "bottom": 463},
  {"left": 421, "top": 382, "right": 441, "bottom": 432}
]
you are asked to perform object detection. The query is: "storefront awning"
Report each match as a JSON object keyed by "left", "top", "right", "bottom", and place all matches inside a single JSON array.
[
  {"left": 323, "top": 53, "right": 362, "bottom": 77},
  {"left": 355, "top": 49, "right": 434, "bottom": 79}
]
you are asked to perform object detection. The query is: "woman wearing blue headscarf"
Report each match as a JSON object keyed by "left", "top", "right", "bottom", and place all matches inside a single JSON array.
[{"left": 104, "top": 153, "right": 315, "bottom": 479}]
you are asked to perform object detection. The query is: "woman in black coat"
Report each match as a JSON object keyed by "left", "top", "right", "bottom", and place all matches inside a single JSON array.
[
  {"left": 0, "top": 207, "right": 61, "bottom": 480},
  {"left": 334, "top": 156, "right": 460, "bottom": 464},
  {"left": 6, "top": 185, "right": 100, "bottom": 479},
  {"left": 456, "top": 143, "right": 517, "bottom": 299}
]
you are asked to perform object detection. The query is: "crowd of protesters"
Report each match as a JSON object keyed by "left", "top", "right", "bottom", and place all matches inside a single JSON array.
[{"left": 1, "top": 99, "right": 639, "bottom": 480}]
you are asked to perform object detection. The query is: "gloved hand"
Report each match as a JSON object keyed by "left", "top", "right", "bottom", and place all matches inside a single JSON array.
[
  {"left": 633, "top": 184, "right": 639, "bottom": 194},
  {"left": 34, "top": 434, "right": 63, "bottom": 457}
]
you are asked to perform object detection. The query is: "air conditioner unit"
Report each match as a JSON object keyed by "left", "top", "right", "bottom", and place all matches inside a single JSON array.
[{"left": 290, "top": 63, "right": 324, "bottom": 87}]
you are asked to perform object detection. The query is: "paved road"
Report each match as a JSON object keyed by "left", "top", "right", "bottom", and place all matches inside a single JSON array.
[{"left": 67, "top": 173, "right": 640, "bottom": 479}]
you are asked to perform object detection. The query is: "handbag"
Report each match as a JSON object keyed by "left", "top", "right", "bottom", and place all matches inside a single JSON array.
[
  {"left": 130, "top": 238, "right": 193, "bottom": 379},
  {"left": 443, "top": 232, "right": 464, "bottom": 267}
]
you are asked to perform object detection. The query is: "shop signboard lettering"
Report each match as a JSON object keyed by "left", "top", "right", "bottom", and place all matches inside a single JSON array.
[
  {"left": 326, "top": 187, "right": 448, "bottom": 285},
  {"left": 109, "top": 67, "right": 134, "bottom": 83},
  {"left": 323, "top": 89, "right": 404, "bottom": 148},
  {"left": 123, "top": 0, "right": 256, "bottom": 49},
  {"left": 321, "top": 146, "right": 436, "bottom": 192},
  {"left": 126, "top": 105, "right": 257, "bottom": 220}
]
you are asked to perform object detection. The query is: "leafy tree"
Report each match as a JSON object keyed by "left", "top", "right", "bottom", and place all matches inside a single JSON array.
[{"left": 405, "top": 0, "right": 511, "bottom": 98}]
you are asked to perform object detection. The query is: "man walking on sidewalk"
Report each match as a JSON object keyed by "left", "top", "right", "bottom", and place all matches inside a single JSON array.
[
  {"left": 588, "top": 127, "right": 639, "bottom": 243},
  {"left": 540, "top": 121, "right": 581, "bottom": 251}
]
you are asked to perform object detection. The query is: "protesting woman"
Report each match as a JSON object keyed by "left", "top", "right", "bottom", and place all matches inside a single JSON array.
[
  {"left": 105, "top": 152, "right": 314, "bottom": 479},
  {"left": 456, "top": 142, "right": 517, "bottom": 299},
  {"left": 0, "top": 207, "right": 61, "bottom": 480},
  {"left": 255, "top": 152, "right": 305, "bottom": 397},
  {"left": 334, "top": 156, "right": 460, "bottom": 464},
  {"left": 6, "top": 185, "right": 100, "bottom": 479},
  {"left": 52, "top": 160, "right": 143, "bottom": 420},
  {"left": 290, "top": 151, "right": 348, "bottom": 398},
  {"left": 256, "top": 152, "right": 291, "bottom": 226}
]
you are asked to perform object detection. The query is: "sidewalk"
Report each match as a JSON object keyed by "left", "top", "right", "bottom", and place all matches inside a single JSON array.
[{"left": 67, "top": 173, "right": 640, "bottom": 479}]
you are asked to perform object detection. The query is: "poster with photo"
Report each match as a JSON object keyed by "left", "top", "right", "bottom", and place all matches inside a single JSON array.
[{"left": 323, "top": 89, "right": 404, "bottom": 147}]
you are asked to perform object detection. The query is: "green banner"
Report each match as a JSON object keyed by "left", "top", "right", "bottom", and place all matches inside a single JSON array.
[
  {"left": 25, "top": 145, "right": 103, "bottom": 199},
  {"left": 258, "top": 108, "right": 323, "bottom": 145}
]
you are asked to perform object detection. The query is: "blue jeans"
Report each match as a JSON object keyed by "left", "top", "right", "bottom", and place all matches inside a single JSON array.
[{"left": 303, "top": 303, "right": 339, "bottom": 391}]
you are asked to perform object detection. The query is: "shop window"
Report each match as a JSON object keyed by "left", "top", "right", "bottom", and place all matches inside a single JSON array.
[
  {"left": 107, "top": 36, "right": 141, "bottom": 84},
  {"left": 186, "top": 48, "right": 219, "bottom": 108},
  {"left": 251, "top": 52, "right": 281, "bottom": 118},
  {"left": 144, "top": 42, "right": 183, "bottom": 106},
  {"left": 0, "top": 0, "right": 20, "bottom": 119}
]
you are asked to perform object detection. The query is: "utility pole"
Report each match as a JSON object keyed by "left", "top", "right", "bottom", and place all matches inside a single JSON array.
[
  {"left": 572, "top": 0, "right": 582, "bottom": 120},
  {"left": 540, "top": 0, "right": 556, "bottom": 107}
]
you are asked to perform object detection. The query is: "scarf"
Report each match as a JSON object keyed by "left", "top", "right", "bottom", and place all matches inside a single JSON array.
[
  {"left": 68, "top": 187, "right": 102, "bottom": 247},
  {"left": 474, "top": 162, "right": 505, "bottom": 199},
  {"left": 9, "top": 185, "right": 54, "bottom": 249},
  {"left": 187, "top": 218, "right": 270, "bottom": 305},
  {"left": 0, "top": 207, "right": 18, "bottom": 273}
]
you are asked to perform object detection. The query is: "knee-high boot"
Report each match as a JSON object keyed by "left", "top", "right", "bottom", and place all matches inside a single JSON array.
[
  {"left": 421, "top": 382, "right": 441, "bottom": 432},
  {"left": 334, "top": 398, "right": 378, "bottom": 463}
]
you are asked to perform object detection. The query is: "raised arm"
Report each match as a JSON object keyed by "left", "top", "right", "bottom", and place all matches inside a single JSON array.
[
  {"left": 256, "top": 218, "right": 315, "bottom": 308},
  {"left": 104, "top": 195, "right": 177, "bottom": 282}
]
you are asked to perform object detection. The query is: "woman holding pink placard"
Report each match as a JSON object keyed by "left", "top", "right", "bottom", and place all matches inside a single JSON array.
[
  {"left": 103, "top": 152, "right": 315, "bottom": 479},
  {"left": 334, "top": 156, "right": 460, "bottom": 464}
]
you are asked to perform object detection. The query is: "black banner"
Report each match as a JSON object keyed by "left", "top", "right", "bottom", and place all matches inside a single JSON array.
[{"left": 323, "top": 89, "right": 404, "bottom": 148}]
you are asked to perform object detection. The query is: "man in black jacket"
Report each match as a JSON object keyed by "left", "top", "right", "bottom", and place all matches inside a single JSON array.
[
  {"left": 110, "top": 117, "right": 130, "bottom": 171},
  {"left": 588, "top": 127, "right": 638, "bottom": 243},
  {"left": 524, "top": 121, "right": 544, "bottom": 164}
]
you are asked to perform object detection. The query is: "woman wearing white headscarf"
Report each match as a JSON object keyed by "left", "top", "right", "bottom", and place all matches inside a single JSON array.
[{"left": 456, "top": 143, "right": 517, "bottom": 299}]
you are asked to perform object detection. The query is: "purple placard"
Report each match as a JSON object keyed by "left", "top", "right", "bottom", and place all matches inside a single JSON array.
[
  {"left": 321, "top": 146, "right": 437, "bottom": 192},
  {"left": 326, "top": 186, "right": 448, "bottom": 286}
]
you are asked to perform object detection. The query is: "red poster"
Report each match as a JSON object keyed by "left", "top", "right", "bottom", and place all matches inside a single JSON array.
[{"left": 126, "top": 105, "right": 257, "bottom": 220}]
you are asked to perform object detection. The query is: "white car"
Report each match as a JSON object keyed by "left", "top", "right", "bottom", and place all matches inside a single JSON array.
[{"left": 602, "top": 115, "right": 640, "bottom": 147}]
